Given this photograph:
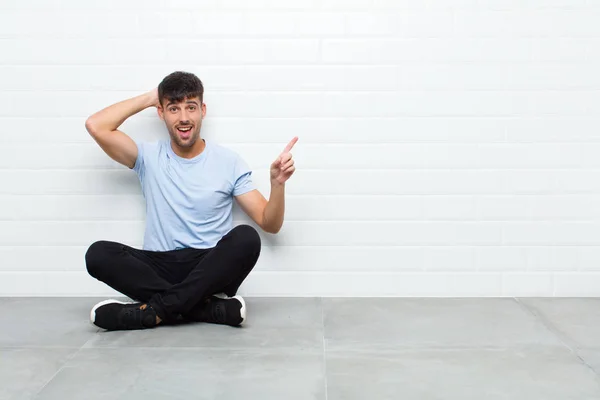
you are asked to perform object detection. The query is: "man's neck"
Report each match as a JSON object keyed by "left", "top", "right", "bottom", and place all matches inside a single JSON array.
[{"left": 171, "top": 138, "right": 206, "bottom": 159}]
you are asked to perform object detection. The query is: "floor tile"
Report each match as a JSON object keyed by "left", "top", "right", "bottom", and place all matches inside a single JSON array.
[
  {"left": 4, "top": 297, "right": 597, "bottom": 399},
  {"left": 577, "top": 349, "right": 600, "bottom": 375},
  {"left": 0, "top": 298, "right": 100, "bottom": 347},
  {"left": 34, "top": 348, "right": 326, "bottom": 400},
  {"left": 520, "top": 298, "right": 600, "bottom": 349},
  {"left": 0, "top": 348, "right": 77, "bottom": 400},
  {"left": 323, "top": 298, "right": 562, "bottom": 351},
  {"left": 326, "top": 348, "right": 600, "bottom": 400}
]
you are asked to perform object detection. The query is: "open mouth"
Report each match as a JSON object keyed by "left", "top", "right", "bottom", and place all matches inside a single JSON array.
[{"left": 177, "top": 126, "right": 192, "bottom": 139}]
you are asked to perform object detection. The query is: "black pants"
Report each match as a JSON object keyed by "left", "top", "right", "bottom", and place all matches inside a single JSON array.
[{"left": 85, "top": 224, "right": 261, "bottom": 324}]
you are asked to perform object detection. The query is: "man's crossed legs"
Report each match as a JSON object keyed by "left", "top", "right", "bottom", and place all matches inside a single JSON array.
[{"left": 85, "top": 225, "right": 260, "bottom": 331}]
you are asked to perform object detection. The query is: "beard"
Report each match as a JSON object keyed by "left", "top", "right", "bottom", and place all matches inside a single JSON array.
[{"left": 168, "top": 122, "right": 202, "bottom": 149}]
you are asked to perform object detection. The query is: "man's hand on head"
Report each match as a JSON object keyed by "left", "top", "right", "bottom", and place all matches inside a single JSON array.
[
  {"left": 270, "top": 137, "right": 298, "bottom": 186},
  {"left": 149, "top": 88, "right": 160, "bottom": 109}
]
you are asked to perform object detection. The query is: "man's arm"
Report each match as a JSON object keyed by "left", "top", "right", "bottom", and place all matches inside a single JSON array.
[
  {"left": 85, "top": 89, "right": 159, "bottom": 169},
  {"left": 236, "top": 184, "right": 284, "bottom": 234},
  {"left": 235, "top": 137, "right": 298, "bottom": 234}
]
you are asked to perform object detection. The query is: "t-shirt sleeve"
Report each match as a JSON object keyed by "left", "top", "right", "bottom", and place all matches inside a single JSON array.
[
  {"left": 232, "top": 154, "right": 256, "bottom": 196},
  {"left": 132, "top": 140, "right": 145, "bottom": 181}
]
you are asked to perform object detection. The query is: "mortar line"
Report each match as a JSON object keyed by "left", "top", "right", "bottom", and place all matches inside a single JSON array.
[
  {"left": 514, "top": 297, "right": 600, "bottom": 376},
  {"left": 32, "top": 332, "right": 98, "bottom": 397}
]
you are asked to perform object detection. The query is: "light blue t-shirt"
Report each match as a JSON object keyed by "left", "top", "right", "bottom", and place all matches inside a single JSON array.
[{"left": 132, "top": 138, "right": 255, "bottom": 251}]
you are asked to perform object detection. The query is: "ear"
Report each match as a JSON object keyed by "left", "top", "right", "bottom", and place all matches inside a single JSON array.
[{"left": 157, "top": 105, "right": 165, "bottom": 121}]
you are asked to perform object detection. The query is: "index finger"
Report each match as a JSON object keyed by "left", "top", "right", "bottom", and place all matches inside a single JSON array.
[{"left": 283, "top": 136, "right": 298, "bottom": 153}]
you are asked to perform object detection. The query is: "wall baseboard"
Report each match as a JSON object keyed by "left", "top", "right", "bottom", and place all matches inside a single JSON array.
[{"left": 1, "top": 271, "right": 600, "bottom": 297}]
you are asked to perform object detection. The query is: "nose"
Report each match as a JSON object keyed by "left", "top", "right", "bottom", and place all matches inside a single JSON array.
[{"left": 180, "top": 109, "right": 191, "bottom": 124}]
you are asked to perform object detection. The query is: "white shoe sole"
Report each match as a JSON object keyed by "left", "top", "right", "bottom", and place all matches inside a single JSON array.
[
  {"left": 89, "top": 299, "right": 133, "bottom": 326},
  {"left": 232, "top": 295, "right": 246, "bottom": 325}
]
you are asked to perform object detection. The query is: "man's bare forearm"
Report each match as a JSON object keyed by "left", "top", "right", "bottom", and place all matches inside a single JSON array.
[
  {"left": 262, "top": 182, "right": 286, "bottom": 234},
  {"left": 86, "top": 90, "right": 157, "bottom": 134},
  {"left": 261, "top": 137, "right": 297, "bottom": 234}
]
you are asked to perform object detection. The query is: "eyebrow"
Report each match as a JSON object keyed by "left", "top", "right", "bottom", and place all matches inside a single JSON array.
[{"left": 166, "top": 100, "right": 200, "bottom": 107}]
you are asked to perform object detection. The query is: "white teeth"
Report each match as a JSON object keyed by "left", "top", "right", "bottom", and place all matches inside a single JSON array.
[{"left": 178, "top": 127, "right": 191, "bottom": 132}]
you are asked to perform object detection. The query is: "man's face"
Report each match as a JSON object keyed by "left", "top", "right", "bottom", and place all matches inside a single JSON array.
[{"left": 158, "top": 96, "right": 205, "bottom": 148}]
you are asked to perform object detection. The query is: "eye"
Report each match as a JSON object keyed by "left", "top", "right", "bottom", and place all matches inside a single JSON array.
[
  {"left": 189, "top": 106, "right": 196, "bottom": 111},
  {"left": 169, "top": 107, "right": 177, "bottom": 112}
]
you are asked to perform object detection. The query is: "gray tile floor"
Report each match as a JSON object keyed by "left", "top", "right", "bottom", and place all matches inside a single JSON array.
[{"left": 2, "top": 297, "right": 600, "bottom": 399}]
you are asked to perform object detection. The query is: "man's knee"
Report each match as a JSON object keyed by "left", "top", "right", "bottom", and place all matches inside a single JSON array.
[
  {"left": 85, "top": 240, "right": 114, "bottom": 279},
  {"left": 231, "top": 224, "right": 261, "bottom": 254}
]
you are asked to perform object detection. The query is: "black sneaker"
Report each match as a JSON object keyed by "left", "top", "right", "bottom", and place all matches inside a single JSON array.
[
  {"left": 90, "top": 299, "right": 158, "bottom": 331},
  {"left": 198, "top": 295, "right": 246, "bottom": 327}
]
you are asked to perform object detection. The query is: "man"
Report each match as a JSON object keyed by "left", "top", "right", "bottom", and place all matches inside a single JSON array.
[{"left": 84, "top": 71, "right": 297, "bottom": 331}]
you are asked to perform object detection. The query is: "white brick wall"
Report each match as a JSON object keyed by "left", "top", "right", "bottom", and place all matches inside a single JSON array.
[{"left": 1, "top": 0, "right": 599, "bottom": 296}]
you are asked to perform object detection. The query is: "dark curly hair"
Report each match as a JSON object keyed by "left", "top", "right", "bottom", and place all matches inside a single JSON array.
[{"left": 158, "top": 71, "right": 204, "bottom": 106}]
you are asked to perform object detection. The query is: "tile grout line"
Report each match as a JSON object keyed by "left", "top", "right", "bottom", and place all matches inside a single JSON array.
[
  {"left": 32, "top": 332, "right": 99, "bottom": 397},
  {"left": 321, "top": 297, "right": 329, "bottom": 400},
  {"left": 514, "top": 297, "right": 600, "bottom": 376}
]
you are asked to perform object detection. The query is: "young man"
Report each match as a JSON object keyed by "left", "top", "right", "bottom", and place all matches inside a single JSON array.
[{"left": 84, "top": 71, "right": 297, "bottom": 331}]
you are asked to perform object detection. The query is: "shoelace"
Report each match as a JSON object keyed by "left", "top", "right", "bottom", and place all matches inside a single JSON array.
[{"left": 121, "top": 307, "right": 149, "bottom": 328}]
